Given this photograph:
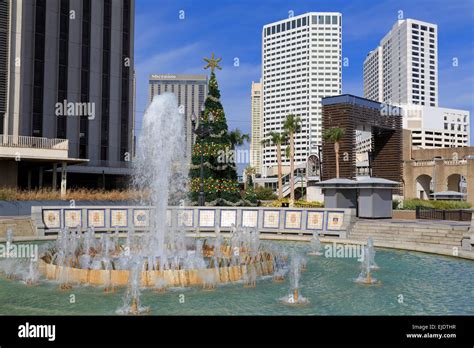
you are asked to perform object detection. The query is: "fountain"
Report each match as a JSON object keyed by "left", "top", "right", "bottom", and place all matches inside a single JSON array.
[
  {"left": 24, "top": 256, "right": 40, "bottom": 286},
  {"left": 116, "top": 256, "right": 150, "bottom": 315},
  {"left": 366, "top": 237, "right": 379, "bottom": 270},
  {"left": 355, "top": 237, "right": 380, "bottom": 285},
  {"left": 31, "top": 94, "right": 282, "bottom": 314},
  {"left": 308, "top": 232, "right": 323, "bottom": 256},
  {"left": 279, "top": 253, "right": 309, "bottom": 305},
  {"left": 2, "top": 229, "right": 17, "bottom": 280}
]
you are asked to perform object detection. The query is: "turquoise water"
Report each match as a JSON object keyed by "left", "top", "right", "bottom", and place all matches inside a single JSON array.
[{"left": 0, "top": 242, "right": 473, "bottom": 315}]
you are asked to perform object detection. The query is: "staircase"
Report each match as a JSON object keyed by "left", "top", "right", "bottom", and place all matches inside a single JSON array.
[
  {"left": 280, "top": 165, "right": 308, "bottom": 198},
  {"left": 281, "top": 176, "right": 306, "bottom": 198},
  {"left": 349, "top": 219, "right": 468, "bottom": 251}
]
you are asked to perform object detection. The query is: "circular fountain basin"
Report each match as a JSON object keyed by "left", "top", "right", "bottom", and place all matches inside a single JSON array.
[{"left": 38, "top": 249, "right": 275, "bottom": 288}]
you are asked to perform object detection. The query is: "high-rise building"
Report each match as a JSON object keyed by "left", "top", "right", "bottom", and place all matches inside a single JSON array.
[
  {"left": 250, "top": 80, "right": 263, "bottom": 174},
  {"left": 363, "top": 19, "right": 438, "bottom": 107},
  {"left": 0, "top": 0, "right": 135, "bottom": 189},
  {"left": 364, "top": 19, "right": 471, "bottom": 150},
  {"left": 261, "top": 12, "right": 342, "bottom": 176},
  {"left": 148, "top": 74, "right": 208, "bottom": 159}
]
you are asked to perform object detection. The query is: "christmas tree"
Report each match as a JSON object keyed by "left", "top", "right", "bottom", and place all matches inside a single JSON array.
[{"left": 189, "top": 53, "right": 241, "bottom": 205}]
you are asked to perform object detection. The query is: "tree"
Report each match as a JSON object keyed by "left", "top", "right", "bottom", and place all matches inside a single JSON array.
[
  {"left": 261, "top": 132, "right": 288, "bottom": 199},
  {"left": 189, "top": 54, "right": 240, "bottom": 205},
  {"left": 283, "top": 114, "right": 302, "bottom": 201},
  {"left": 323, "top": 127, "right": 346, "bottom": 179},
  {"left": 229, "top": 129, "right": 250, "bottom": 149},
  {"left": 244, "top": 166, "right": 256, "bottom": 190}
]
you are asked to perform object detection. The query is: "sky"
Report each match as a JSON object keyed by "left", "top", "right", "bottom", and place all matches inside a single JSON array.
[{"left": 134, "top": 0, "right": 474, "bottom": 173}]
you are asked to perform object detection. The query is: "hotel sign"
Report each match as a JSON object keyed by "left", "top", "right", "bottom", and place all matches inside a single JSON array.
[{"left": 151, "top": 74, "right": 177, "bottom": 79}]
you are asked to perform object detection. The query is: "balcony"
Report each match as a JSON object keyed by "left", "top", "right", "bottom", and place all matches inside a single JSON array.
[
  {"left": 0, "top": 135, "right": 71, "bottom": 162},
  {"left": 0, "top": 135, "right": 68, "bottom": 150}
]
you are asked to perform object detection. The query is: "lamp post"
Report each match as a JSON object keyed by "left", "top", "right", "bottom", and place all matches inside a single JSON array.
[
  {"left": 191, "top": 106, "right": 213, "bottom": 206},
  {"left": 318, "top": 145, "right": 323, "bottom": 181}
]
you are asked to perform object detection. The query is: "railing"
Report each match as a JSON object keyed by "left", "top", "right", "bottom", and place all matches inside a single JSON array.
[
  {"left": 413, "top": 160, "right": 435, "bottom": 167},
  {"left": 415, "top": 206, "right": 472, "bottom": 221},
  {"left": 0, "top": 135, "right": 68, "bottom": 150},
  {"left": 281, "top": 176, "right": 305, "bottom": 197},
  {"left": 412, "top": 159, "right": 468, "bottom": 167},
  {"left": 444, "top": 159, "right": 467, "bottom": 166}
]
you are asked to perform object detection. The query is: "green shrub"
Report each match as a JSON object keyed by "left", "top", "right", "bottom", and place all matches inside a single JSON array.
[
  {"left": 261, "top": 198, "right": 324, "bottom": 208},
  {"left": 254, "top": 186, "right": 278, "bottom": 201},
  {"left": 399, "top": 199, "right": 471, "bottom": 210},
  {"left": 392, "top": 199, "right": 401, "bottom": 210}
]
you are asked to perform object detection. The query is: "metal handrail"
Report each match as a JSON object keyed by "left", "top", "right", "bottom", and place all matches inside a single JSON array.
[{"left": 0, "top": 135, "right": 69, "bottom": 150}]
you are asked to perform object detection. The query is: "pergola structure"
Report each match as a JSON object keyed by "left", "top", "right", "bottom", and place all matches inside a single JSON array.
[{"left": 321, "top": 94, "right": 403, "bottom": 185}]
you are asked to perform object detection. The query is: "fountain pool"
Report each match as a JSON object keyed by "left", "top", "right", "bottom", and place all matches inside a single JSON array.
[{"left": 1, "top": 241, "right": 473, "bottom": 315}]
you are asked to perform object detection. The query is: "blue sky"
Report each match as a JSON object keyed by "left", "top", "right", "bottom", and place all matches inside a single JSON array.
[{"left": 134, "top": 0, "right": 474, "bottom": 172}]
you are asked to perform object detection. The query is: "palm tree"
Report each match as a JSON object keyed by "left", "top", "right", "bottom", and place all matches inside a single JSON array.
[
  {"left": 261, "top": 132, "right": 288, "bottom": 199},
  {"left": 323, "top": 127, "right": 346, "bottom": 179},
  {"left": 244, "top": 166, "right": 256, "bottom": 190},
  {"left": 229, "top": 129, "right": 250, "bottom": 150},
  {"left": 283, "top": 114, "right": 302, "bottom": 201}
]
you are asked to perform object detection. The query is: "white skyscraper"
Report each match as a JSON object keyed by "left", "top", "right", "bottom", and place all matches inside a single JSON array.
[
  {"left": 261, "top": 13, "right": 342, "bottom": 175},
  {"left": 364, "top": 19, "right": 471, "bottom": 150},
  {"left": 364, "top": 19, "right": 438, "bottom": 107},
  {"left": 250, "top": 80, "right": 263, "bottom": 175}
]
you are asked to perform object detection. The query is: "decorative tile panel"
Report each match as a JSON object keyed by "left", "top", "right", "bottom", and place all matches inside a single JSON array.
[
  {"left": 133, "top": 209, "right": 150, "bottom": 227},
  {"left": 199, "top": 209, "right": 215, "bottom": 227},
  {"left": 242, "top": 210, "right": 258, "bottom": 228},
  {"left": 178, "top": 209, "right": 194, "bottom": 227},
  {"left": 327, "top": 212, "right": 344, "bottom": 230},
  {"left": 307, "top": 211, "right": 324, "bottom": 230},
  {"left": 110, "top": 209, "right": 128, "bottom": 228},
  {"left": 43, "top": 210, "right": 61, "bottom": 229},
  {"left": 87, "top": 209, "right": 106, "bottom": 228},
  {"left": 64, "top": 209, "right": 82, "bottom": 228},
  {"left": 263, "top": 210, "right": 280, "bottom": 229},
  {"left": 220, "top": 210, "right": 237, "bottom": 227},
  {"left": 284, "top": 211, "right": 302, "bottom": 229}
]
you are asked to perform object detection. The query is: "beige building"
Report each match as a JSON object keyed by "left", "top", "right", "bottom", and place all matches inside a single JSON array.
[
  {"left": 148, "top": 74, "right": 208, "bottom": 159},
  {"left": 403, "top": 131, "right": 474, "bottom": 204},
  {"left": 402, "top": 104, "right": 469, "bottom": 148},
  {"left": 250, "top": 80, "right": 263, "bottom": 175}
]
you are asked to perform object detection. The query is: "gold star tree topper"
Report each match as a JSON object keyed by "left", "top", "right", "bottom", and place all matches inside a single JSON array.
[{"left": 203, "top": 53, "right": 222, "bottom": 73}]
